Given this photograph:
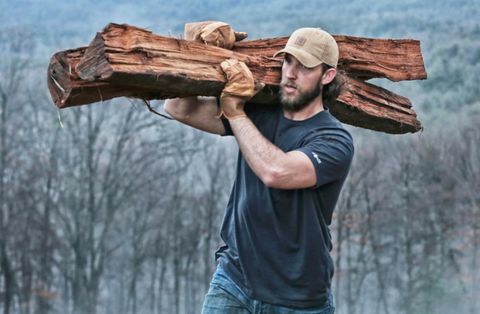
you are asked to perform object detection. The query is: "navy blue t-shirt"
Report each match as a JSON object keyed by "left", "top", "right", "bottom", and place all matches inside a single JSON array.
[{"left": 216, "top": 102, "right": 354, "bottom": 308}]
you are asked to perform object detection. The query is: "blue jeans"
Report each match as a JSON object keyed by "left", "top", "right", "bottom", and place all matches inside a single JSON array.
[{"left": 202, "top": 266, "right": 335, "bottom": 314}]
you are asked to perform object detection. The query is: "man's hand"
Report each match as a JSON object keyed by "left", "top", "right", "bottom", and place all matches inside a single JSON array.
[
  {"left": 218, "top": 59, "right": 264, "bottom": 120},
  {"left": 184, "top": 21, "right": 248, "bottom": 49}
]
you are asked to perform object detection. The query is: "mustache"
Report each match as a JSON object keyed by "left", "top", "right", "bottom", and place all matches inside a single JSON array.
[{"left": 281, "top": 81, "right": 297, "bottom": 89}]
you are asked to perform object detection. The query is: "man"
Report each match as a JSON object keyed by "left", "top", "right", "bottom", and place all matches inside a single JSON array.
[{"left": 165, "top": 23, "right": 354, "bottom": 314}]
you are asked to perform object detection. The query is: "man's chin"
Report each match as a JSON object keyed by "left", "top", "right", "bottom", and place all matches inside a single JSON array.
[
  {"left": 281, "top": 99, "right": 307, "bottom": 112},
  {"left": 280, "top": 84, "right": 322, "bottom": 112},
  {"left": 280, "top": 92, "right": 300, "bottom": 111}
]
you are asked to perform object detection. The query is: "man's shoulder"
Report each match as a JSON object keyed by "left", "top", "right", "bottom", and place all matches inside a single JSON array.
[{"left": 305, "top": 110, "right": 354, "bottom": 150}]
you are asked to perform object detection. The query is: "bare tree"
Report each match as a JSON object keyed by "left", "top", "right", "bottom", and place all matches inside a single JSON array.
[{"left": 0, "top": 26, "right": 33, "bottom": 314}]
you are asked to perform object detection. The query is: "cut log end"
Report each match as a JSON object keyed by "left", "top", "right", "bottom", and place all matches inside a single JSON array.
[{"left": 47, "top": 51, "right": 73, "bottom": 108}]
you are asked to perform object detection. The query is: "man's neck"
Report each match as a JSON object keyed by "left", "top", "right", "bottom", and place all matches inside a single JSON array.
[{"left": 283, "top": 97, "right": 325, "bottom": 121}]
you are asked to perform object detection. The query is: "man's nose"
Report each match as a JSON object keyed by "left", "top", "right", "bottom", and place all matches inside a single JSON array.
[{"left": 285, "top": 64, "right": 297, "bottom": 79}]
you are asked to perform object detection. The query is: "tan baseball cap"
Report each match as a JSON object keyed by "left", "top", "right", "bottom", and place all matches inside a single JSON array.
[{"left": 273, "top": 27, "right": 339, "bottom": 68}]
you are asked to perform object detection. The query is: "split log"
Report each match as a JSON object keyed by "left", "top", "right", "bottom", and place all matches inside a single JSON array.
[
  {"left": 48, "top": 45, "right": 420, "bottom": 134},
  {"left": 47, "top": 47, "right": 168, "bottom": 107},
  {"left": 47, "top": 23, "right": 426, "bottom": 134},
  {"left": 76, "top": 23, "right": 426, "bottom": 83},
  {"left": 335, "top": 76, "right": 421, "bottom": 134},
  {"left": 233, "top": 36, "right": 426, "bottom": 82}
]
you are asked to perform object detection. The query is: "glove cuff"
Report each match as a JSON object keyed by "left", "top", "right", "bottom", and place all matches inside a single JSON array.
[{"left": 216, "top": 108, "right": 247, "bottom": 121}]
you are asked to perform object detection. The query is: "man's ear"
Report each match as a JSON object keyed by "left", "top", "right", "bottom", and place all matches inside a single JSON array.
[{"left": 321, "top": 68, "right": 337, "bottom": 85}]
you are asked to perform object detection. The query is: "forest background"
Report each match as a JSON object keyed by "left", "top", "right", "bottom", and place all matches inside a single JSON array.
[{"left": 1, "top": 0, "right": 479, "bottom": 313}]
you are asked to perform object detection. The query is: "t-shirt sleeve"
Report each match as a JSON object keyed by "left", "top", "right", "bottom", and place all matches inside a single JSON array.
[
  {"left": 221, "top": 119, "right": 234, "bottom": 136},
  {"left": 217, "top": 97, "right": 234, "bottom": 136},
  {"left": 295, "top": 134, "right": 354, "bottom": 189}
]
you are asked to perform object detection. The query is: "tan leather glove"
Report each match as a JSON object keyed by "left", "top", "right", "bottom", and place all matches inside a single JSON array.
[
  {"left": 184, "top": 21, "right": 248, "bottom": 49},
  {"left": 218, "top": 59, "right": 264, "bottom": 120}
]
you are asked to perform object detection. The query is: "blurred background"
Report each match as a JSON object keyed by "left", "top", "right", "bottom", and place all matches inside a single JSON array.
[{"left": 0, "top": 0, "right": 479, "bottom": 313}]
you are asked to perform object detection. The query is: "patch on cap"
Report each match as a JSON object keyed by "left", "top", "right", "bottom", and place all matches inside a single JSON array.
[{"left": 294, "top": 36, "right": 307, "bottom": 46}]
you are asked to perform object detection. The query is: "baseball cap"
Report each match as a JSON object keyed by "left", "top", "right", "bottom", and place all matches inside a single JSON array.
[{"left": 273, "top": 27, "right": 339, "bottom": 68}]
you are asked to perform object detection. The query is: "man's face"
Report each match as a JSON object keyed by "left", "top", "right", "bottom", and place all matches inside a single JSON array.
[{"left": 279, "top": 53, "right": 324, "bottom": 112}]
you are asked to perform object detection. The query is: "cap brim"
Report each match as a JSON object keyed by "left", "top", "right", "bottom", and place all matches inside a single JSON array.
[{"left": 273, "top": 46, "right": 323, "bottom": 68}]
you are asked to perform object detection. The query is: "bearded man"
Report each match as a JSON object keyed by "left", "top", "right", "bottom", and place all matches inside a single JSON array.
[{"left": 165, "top": 25, "right": 354, "bottom": 314}]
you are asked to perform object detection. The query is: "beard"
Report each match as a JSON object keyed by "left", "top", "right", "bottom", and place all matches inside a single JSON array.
[{"left": 280, "top": 81, "right": 323, "bottom": 112}]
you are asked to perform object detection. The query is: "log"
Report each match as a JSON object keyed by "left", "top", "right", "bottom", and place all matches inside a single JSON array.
[
  {"left": 76, "top": 23, "right": 426, "bottom": 82},
  {"left": 47, "top": 23, "right": 426, "bottom": 133},
  {"left": 334, "top": 76, "right": 421, "bottom": 134},
  {"left": 233, "top": 36, "right": 427, "bottom": 82},
  {"left": 48, "top": 46, "right": 420, "bottom": 134},
  {"left": 47, "top": 47, "right": 168, "bottom": 107}
]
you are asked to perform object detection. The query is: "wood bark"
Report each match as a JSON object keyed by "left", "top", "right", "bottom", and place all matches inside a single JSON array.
[
  {"left": 233, "top": 35, "right": 427, "bottom": 82},
  {"left": 47, "top": 47, "right": 167, "bottom": 109},
  {"left": 48, "top": 23, "right": 426, "bottom": 134}
]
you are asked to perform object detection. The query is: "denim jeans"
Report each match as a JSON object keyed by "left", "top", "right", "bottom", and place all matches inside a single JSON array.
[{"left": 202, "top": 265, "right": 335, "bottom": 314}]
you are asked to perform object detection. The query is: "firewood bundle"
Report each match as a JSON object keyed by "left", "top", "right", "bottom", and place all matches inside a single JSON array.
[{"left": 47, "top": 23, "right": 427, "bottom": 134}]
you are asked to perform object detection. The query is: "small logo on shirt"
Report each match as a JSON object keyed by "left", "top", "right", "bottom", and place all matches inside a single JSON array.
[{"left": 312, "top": 152, "right": 322, "bottom": 164}]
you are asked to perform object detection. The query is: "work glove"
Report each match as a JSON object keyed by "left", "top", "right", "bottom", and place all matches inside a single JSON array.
[
  {"left": 184, "top": 21, "right": 248, "bottom": 49},
  {"left": 218, "top": 59, "right": 264, "bottom": 120}
]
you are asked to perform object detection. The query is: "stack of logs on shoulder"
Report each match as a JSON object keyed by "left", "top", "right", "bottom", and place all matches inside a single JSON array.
[{"left": 47, "top": 23, "right": 427, "bottom": 134}]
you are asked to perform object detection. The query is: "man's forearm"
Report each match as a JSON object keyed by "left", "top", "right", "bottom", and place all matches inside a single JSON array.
[{"left": 229, "top": 117, "right": 288, "bottom": 186}]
